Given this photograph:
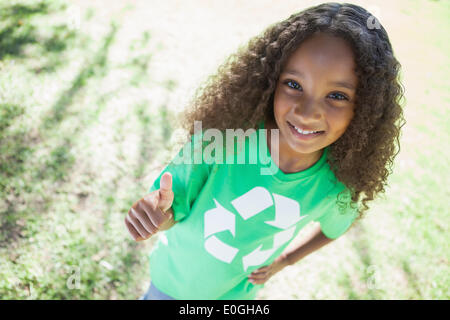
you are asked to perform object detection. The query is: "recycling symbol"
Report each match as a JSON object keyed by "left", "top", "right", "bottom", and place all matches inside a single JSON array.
[{"left": 203, "top": 186, "right": 307, "bottom": 272}]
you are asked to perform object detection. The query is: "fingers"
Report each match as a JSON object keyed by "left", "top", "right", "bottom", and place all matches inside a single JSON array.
[
  {"left": 141, "top": 196, "right": 168, "bottom": 229},
  {"left": 125, "top": 172, "right": 175, "bottom": 242},
  {"left": 124, "top": 216, "right": 143, "bottom": 241},
  {"left": 160, "top": 172, "right": 172, "bottom": 191},
  {"left": 157, "top": 172, "right": 174, "bottom": 212},
  {"left": 125, "top": 211, "right": 151, "bottom": 240},
  {"left": 125, "top": 202, "right": 154, "bottom": 241},
  {"left": 133, "top": 202, "right": 158, "bottom": 234},
  {"left": 249, "top": 271, "right": 268, "bottom": 280},
  {"left": 125, "top": 190, "right": 173, "bottom": 241},
  {"left": 248, "top": 267, "right": 270, "bottom": 284},
  {"left": 248, "top": 275, "right": 266, "bottom": 285}
]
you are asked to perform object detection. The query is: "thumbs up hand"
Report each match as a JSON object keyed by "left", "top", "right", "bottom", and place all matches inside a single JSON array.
[{"left": 125, "top": 172, "right": 176, "bottom": 241}]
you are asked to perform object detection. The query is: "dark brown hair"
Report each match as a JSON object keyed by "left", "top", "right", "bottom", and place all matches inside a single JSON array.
[{"left": 178, "top": 2, "right": 406, "bottom": 220}]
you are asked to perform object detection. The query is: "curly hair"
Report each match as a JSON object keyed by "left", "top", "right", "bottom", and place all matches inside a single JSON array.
[{"left": 178, "top": 2, "right": 406, "bottom": 221}]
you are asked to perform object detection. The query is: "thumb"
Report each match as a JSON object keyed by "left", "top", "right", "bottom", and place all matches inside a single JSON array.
[{"left": 157, "top": 172, "right": 174, "bottom": 212}]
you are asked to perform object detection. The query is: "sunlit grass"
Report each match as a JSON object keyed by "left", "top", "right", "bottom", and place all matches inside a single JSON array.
[{"left": 0, "top": 0, "right": 175, "bottom": 299}]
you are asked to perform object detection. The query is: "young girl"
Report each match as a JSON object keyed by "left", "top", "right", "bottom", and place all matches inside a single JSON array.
[{"left": 126, "top": 2, "right": 405, "bottom": 300}]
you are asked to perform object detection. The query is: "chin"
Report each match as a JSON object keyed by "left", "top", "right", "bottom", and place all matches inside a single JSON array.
[{"left": 291, "top": 143, "right": 324, "bottom": 155}]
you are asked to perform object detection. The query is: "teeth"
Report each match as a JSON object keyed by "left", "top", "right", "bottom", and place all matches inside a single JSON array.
[{"left": 293, "top": 124, "right": 319, "bottom": 135}]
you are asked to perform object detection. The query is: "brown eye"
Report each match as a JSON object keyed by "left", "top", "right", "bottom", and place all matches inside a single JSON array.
[
  {"left": 328, "top": 92, "right": 349, "bottom": 101},
  {"left": 284, "top": 80, "right": 302, "bottom": 91}
]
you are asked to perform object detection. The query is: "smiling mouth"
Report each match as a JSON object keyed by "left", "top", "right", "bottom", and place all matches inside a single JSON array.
[{"left": 287, "top": 121, "right": 325, "bottom": 136}]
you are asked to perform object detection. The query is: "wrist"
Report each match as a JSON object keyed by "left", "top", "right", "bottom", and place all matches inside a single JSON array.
[{"left": 279, "top": 252, "right": 292, "bottom": 267}]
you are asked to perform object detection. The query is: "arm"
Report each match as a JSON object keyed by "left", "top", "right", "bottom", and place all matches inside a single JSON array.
[
  {"left": 248, "top": 224, "right": 335, "bottom": 284},
  {"left": 281, "top": 224, "right": 334, "bottom": 266}
]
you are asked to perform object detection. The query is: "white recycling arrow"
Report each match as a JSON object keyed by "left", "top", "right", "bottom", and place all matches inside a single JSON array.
[
  {"left": 242, "top": 244, "right": 276, "bottom": 272},
  {"left": 242, "top": 225, "right": 296, "bottom": 271},
  {"left": 273, "top": 225, "right": 297, "bottom": 247},
  {"left": 204, "top": 199, "right": 236, "bottom": 238},
  {"left": 204, "top": 235, "right": 239, "bottom": 264},
  {"left": 231, "top": 187, "right": 273, "bottom": 220},
  {"left": 264, "top": 193, "right": 305, "bottom": 229}
]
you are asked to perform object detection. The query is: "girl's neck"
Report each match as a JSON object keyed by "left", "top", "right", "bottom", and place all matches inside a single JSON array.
[{"left": 265, "top": 118, "right": 323, "bottom": 174}]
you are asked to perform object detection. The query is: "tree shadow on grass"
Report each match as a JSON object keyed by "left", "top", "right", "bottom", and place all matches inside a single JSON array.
[
  {"left": 33, "top": 24, "right": 78, "bottom": 74},
  {"left": 0, "top": 1, "right": 78, "bottom": 73},
  {"left": 0, "top": 104, "right": 31, "bottom": 193},
  {"left": 0, "top": 103, "right": 34, "bottom": 246},
  {"left": 347, "top": 223, "right": 382, "bottom": 299},
  {"left": 400, "top": 258, "right": 422, "bottom": 298},
  {"left": 40, "top": 22, "right": 118, "bottom": 132},
  {"left": 0, "top": 22, "right": 118, "bottom": 250},
  {"left": 0, "top": 8, "right": 179, "bottom": 295},
  {"left": 0, "top": 1, "right": 59, "bottom": 59},
  {"left": 0, "top": 2, "right": 49, "bottom": 58}
]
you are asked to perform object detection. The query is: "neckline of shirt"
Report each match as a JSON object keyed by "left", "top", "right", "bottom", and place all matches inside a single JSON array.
[{"left": 257, "top": 120, "right": 329, "bottom": 182}]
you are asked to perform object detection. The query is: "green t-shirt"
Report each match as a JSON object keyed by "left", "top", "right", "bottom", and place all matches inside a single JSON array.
[{"left": 147, "top": 121, "right": 358, "bottom": 300}]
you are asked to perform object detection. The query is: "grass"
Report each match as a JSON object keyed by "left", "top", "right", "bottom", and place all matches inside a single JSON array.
[
  {"left": 0, "top": 0, "right": 448, "bottom": 299},
  {"left": 0, "top": 0, "right": 173, "bottom": 299}
]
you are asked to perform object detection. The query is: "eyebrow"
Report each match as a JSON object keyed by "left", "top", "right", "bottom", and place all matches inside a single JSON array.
[{"left": 282, "top": 69, "right": 357, "bottom": 91}]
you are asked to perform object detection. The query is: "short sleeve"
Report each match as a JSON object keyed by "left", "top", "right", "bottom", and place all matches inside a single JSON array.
[
  {"left": 148, "top": 132, "right": 212, "bottom": 222},
  {"left": 315, "top": 186, "right": 359, "bottom": 240}
]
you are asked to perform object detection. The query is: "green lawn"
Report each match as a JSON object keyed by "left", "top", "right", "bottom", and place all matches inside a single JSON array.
[{"left": 0, "top": 0, "right": 448, "bottom": 299}]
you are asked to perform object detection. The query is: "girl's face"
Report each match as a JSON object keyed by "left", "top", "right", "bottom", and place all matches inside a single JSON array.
[{"left": 272, "top": 32, "right": 358, "bottom": 157}]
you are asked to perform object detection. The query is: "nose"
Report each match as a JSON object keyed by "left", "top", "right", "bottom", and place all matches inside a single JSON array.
[{"left": 293, "top": 97, "right": 322, "bottom": 122}]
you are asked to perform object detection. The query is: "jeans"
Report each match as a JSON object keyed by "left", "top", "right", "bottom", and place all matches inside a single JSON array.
[{"left": 139, "top": 281, "right": 176, "bottom": 300}]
